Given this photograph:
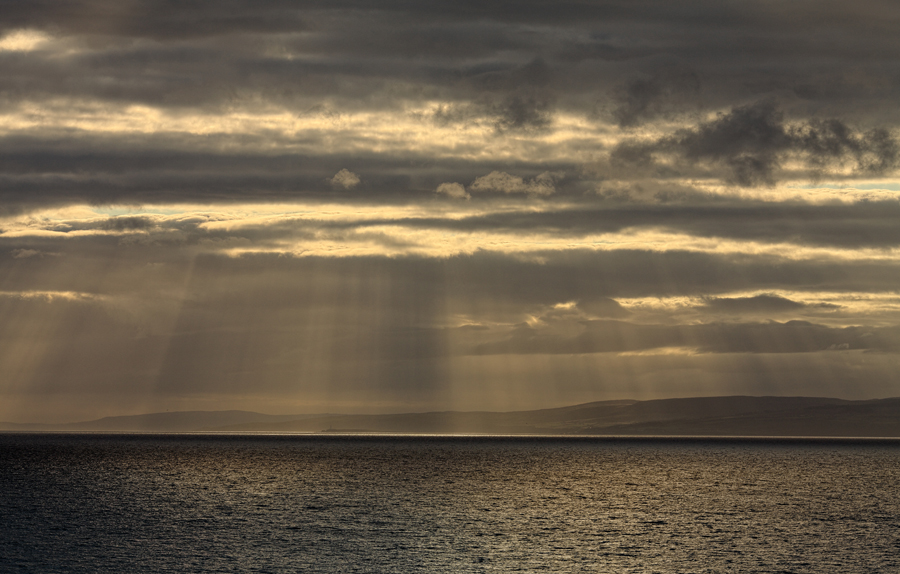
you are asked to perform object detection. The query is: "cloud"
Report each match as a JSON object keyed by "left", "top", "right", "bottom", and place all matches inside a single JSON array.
[
  {"left": 703, "top": 294, "right": 805, "bottom": 313},
  {"left": 11, "top": 248, "right": 40, "bottom": 258},
  {"left": 698, "top": 294, "right": 841, "bottom": 315},
  {"left": 611, "top": 66, "right": 701, "bottom": 128},
  {"left": 326, "top": 199, "right": 900, "bottom": 250},
  {"left": 491, "top": 92, "right": 553, "bottom": 132},
  {"left": 5, "top": 1, "right": 900, "bottom": 419},
  {"left": 795, "top": 119, "right": 900, "bottom": 174},
  {"left": 0, "top": 2, "right": 308, "bottom": 40},
  {"left": 1, "top": 4, "right": 899, "bottom": 207},
  {"left": 470, "top": 318, "right": 900, "bottom": 357},
  {"left": 3, "top": 230, "right": 900, "bottom": 421},
  {"left": 11, "top": 204, "right": 900, "bottom": 297},
  {"left": 329, "top": 168, "right": 361, "bottom": 190},
  {"left": 432, "top": 92, "right": 553, "bottom": 133},
  {"left": 469, "top": 171, "right": 561, "bottom": 196},
  {"left": 611, "top": 101, "right": 900, "bottom": 186},
  {"left": 0, "top": 29, "right": 50, "bottom": 52},
  {"left": 580, "top": 297, "right": 631, "bottom": 318},
  {"left": 10, "top": 248, "right": 61, "bottom": 259},
  {"left": 435, "top": 182, "right": 469, "bottom": 199}
]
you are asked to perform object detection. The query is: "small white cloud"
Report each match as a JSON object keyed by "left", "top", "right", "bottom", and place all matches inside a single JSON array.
[
  {"left": 329, "top": 168, "right": 361, "bottom": 189},
  {"left": 0, "top": 29, "right": 50, "bottom": 52},
  {"left": 435, "top": 182, "right": 470, "bottom": 199},
  {"left": 470, "top": 171, "right": 523, "bottom": 194},
  {"left": 11, "top": 249, "right": 40, "bottom": 259},
  {"left": 526, "top": 172, "right": 562, "bottom": 195},
  {"left": 469, "top": 171, "right": 562, "bottom": 196}
]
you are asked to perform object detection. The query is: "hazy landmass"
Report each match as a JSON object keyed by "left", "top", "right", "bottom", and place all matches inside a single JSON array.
[{"left": 3, "top": 396, "right": 900, "bottom": 437}]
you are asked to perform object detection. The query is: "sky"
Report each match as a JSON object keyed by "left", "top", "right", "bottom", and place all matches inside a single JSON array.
[{"left": 2, "top": 1, "right": 900, "bottom": 422}]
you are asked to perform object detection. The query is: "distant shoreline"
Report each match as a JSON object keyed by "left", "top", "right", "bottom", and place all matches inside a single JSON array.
[
  {"left": 3, "top": 433, "right": 900, "bottom": 446},
  {"left": 4, "top": 396, "right": 900, "bottom": 438}
]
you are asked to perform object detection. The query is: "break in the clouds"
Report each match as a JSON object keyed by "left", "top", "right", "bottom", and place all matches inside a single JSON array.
[{"left": 1, "top": 1, "right": 900, "bottom": 422}]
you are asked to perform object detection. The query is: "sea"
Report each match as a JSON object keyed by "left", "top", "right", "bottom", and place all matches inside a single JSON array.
[{"left": 1, "top": 434, "right": 899, "bottom": 573}]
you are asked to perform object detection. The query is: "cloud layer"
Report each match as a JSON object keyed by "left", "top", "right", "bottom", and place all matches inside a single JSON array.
[{"left": 1, "top": 1, "right": 900, "bottom": 421}]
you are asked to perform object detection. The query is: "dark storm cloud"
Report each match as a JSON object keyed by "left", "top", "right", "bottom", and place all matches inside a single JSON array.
[{"left": 611, "top": 102, "right": 900, "bottom": 185}]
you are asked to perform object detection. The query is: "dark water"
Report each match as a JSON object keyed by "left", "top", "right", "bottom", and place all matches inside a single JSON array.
[{"left": 1, "top": 434, "right": 899, "bottom": 573}]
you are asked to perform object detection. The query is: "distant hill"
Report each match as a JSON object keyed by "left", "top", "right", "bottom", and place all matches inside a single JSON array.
[{"left": 3, "top": 396, "right": 900, "bottom": 436}]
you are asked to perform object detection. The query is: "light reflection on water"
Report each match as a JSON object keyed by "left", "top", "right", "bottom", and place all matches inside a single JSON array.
[{"left": 1, "top": 434, "right": 899, "bottom": 573}]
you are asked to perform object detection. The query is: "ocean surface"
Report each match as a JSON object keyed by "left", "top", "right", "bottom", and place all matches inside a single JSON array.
[{"left": 1, "top": 434, "right": 899, "bottom": 573}]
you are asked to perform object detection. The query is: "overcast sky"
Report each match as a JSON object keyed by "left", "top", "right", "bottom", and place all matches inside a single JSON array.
[{"left": 2, "top": 0, "right": 900, "bottom": 422}]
